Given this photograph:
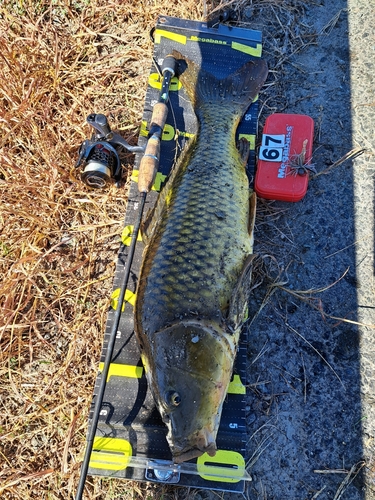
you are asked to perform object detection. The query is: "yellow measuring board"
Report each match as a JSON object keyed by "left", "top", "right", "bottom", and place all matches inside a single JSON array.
[{"left": 88, "top": 14, "right": 262, "bottom": 493}]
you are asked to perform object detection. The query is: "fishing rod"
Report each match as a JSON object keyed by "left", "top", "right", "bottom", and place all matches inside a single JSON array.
[{"left": 74, "top": 54, "right": 176, "bottom": 500}]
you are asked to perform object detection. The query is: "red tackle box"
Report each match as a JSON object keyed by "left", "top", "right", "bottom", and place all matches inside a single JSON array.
[{"left": 254, "top": 113, "right": 314, "bottom": 202}]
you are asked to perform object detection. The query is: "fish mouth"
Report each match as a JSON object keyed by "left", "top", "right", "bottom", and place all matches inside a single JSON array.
[
  {"left": 171, "top": 430, "right": 217, "bottom": 464},
  {"left": 173, "top": 443, "right": 217, "bottom": 464}
]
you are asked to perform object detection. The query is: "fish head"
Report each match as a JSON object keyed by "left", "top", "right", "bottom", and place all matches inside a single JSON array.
[{"left": 143, "top": 321, "right": 235, "bottom": 463}]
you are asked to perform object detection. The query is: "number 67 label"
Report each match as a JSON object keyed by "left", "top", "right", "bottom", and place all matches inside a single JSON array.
[{"left": 259, "top": 134, "right": 285, "bottom": 162}]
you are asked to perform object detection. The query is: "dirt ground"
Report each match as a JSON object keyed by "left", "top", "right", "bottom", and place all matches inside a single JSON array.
[
  {"left": 239, "top": 0, "right": 375, "bottom": 499},
  {"left": 1, "top": 0, "right": 375, "bottom": 499}
]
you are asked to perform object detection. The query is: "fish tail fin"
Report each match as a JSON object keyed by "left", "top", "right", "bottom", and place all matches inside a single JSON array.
[{"left": 172, "top": 50, "right": 268, "bottom": 117}]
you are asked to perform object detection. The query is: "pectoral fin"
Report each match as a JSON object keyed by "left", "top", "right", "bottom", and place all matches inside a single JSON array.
[
  {"left": 237, "top": 137, "right": 250, "bottom": 165},
  {"left": 227, "top": 254, "right": 256, "bottom": 332},
  {"left": 248, "top": 191, "right": 257, "bottom": 251}
]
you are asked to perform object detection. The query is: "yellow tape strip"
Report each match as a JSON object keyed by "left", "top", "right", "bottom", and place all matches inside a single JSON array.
[
  {"left": 148, "top": 73, "right": 181, "bottom": 91},
  {"left": 99, "top": 362, "right": 143, "bottom": 382},
  {"left": 121, "top": 225, "right": 142, "bottom": 246},
  {"left": 131, "top": 169, "right": 167, "bottom": 192},
  {"left": 90, "top": 437, "right": 132, "bottom": 471},
  {"left": 227, "top": 374, "right": 246, "bottom": 395},
  {"left": 178, "top": 130, "right": 195, "bottom": 139},
  {"left": 238, "top": 133, "right": 256, "bottom": 150},
  {"left": 140, "top": 120, "right": 175, "bottom": 141},
  {"left": 197, "top": 450, "right": 245, "bottom": 483},
  {"left": 154, "top": 29, "right": 186, "bottom": 45},
  {"left": 110, "top": 288, "right": 136, "bottom": 312},
  {"left": 231, "top": 41, "right": 262, "bottom": 57}
]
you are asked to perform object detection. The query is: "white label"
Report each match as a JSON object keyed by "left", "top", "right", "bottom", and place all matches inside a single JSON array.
[
  {"left": 261, "top": 134, "right": 285, "bottom": 147},
  {"left": 259, "top": 146, "right": 283, "bottom": 162}
]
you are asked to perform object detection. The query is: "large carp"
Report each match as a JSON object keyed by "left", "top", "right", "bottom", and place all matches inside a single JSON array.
[{"left": 134, "top": 51, "right": 268, "bottom": 463}]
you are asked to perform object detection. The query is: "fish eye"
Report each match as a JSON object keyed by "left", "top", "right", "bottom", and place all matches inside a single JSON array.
[{"left": 165, "top": 391, "right": 181, "bottom": 407}]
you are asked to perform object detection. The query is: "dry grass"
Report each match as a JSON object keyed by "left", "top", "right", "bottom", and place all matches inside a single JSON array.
[
  {"left": 0, "top": 1, "right": 206, "bottom": 498},
  {"left": 0, "top": 0, "right": 324, "bottom": 499}
]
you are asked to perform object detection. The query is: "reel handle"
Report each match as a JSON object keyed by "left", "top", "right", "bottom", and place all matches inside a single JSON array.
[{"left": 87, "top": 113, "right": 112, "bottom": 137}]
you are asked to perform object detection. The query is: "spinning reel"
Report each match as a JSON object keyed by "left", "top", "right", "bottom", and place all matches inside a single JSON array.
[{"left": 75, "top": 113, "right": 144, "bottom": 188}]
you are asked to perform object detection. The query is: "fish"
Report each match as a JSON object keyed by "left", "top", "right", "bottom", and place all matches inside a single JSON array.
[{"left": 134, "top": 50, "right": 268, "bottom": 463}]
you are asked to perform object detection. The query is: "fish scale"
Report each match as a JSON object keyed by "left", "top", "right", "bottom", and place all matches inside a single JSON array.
[
  {"left": 134, "top": 51, "right": 268, "bottom": 462},
  {"left": 138, "top": 118, "right": 250, "bottom": 321},
  {"left": 138, "top": 153, "right": 249, "bottom": 330}
]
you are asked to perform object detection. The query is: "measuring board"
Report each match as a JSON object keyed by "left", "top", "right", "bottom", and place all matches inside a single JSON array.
[{"left": 88, "top": 15, "right": 263, "bottom": 492}]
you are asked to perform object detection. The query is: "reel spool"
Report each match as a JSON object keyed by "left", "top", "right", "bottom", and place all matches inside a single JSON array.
[
  {"left": 77, "top": 140, "right": 120, "bottom": 189},
  {"left": 76, "top": 113, "right": 144, "bottom": 189}
]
